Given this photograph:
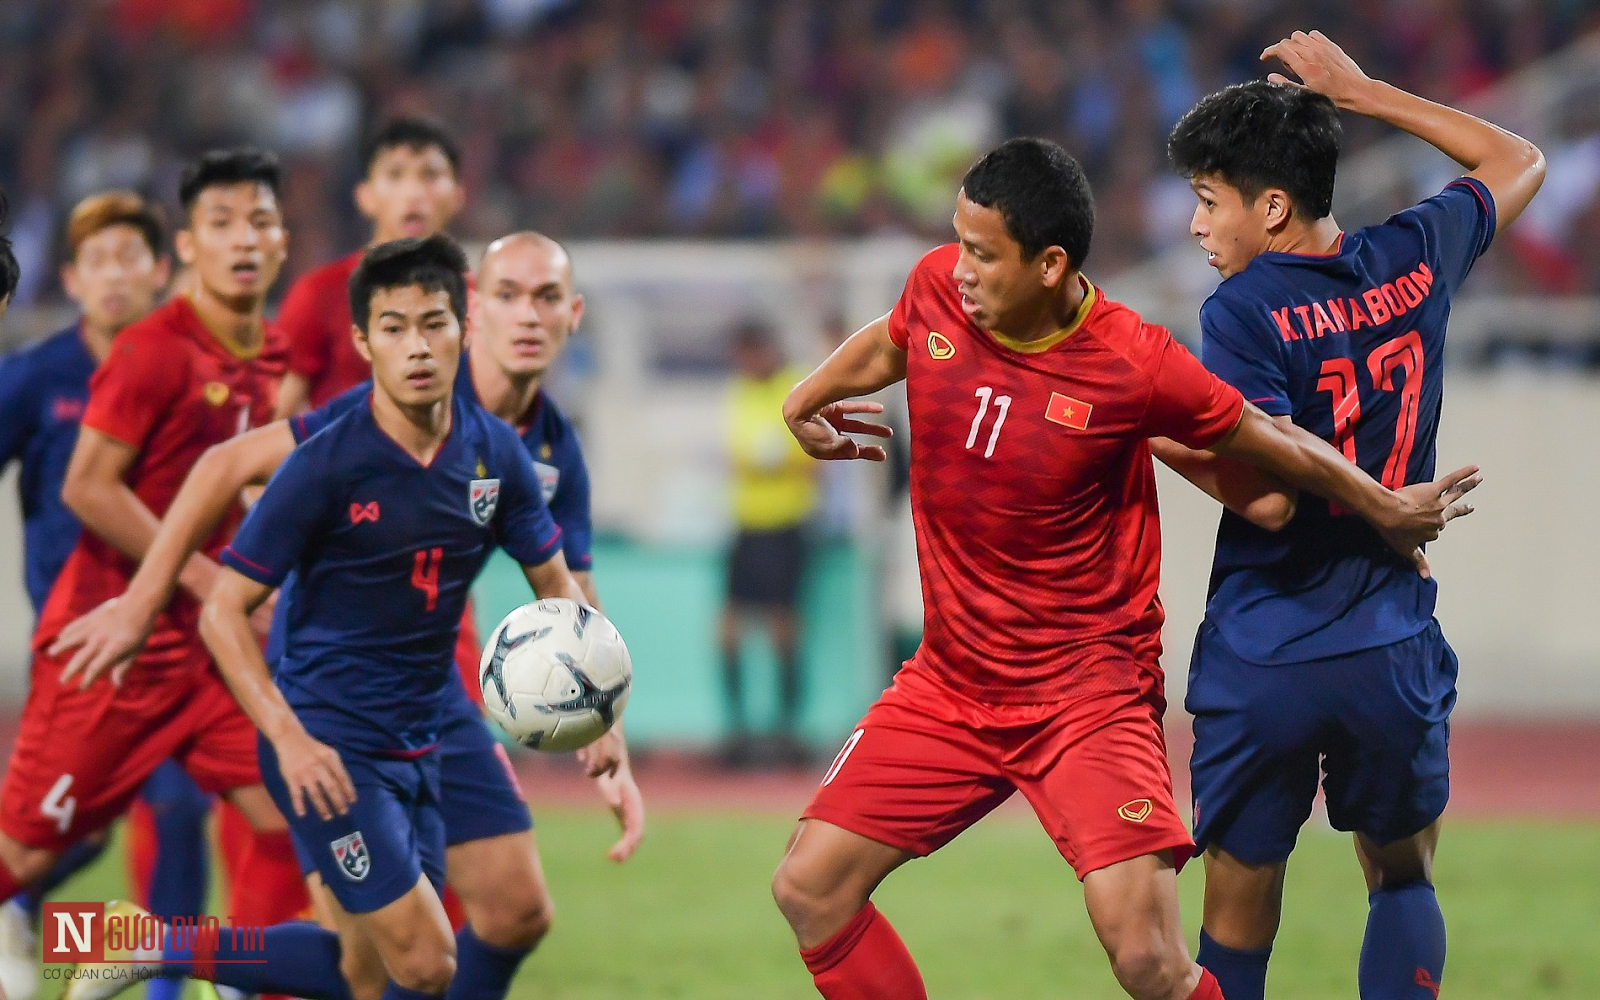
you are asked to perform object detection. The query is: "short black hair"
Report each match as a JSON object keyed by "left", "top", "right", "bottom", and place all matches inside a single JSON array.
[
  {"left": 178, "top": 148, "right": 282, "bottom": 218},
  {"left": 360, "top": 118, "right": 461, "bottom": 177},
  {"left": 1168, "top": 81, "right": 1342, "bottom": 219},
  {"left": 348, "top": 234, "right": 470, "bottom": 332},
  {"left": 0, "top": 189, "right": 17, "bottom": 305},
  {"left": 960, "top": 137, "right": 1094, "bottom": 268}
]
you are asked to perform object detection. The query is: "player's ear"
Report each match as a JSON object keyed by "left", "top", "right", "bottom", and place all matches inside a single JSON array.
[
  {"left": 1262, "top": 189, "right": 1293, "bottom": 232},
  {"left": 353, "top": 180, "right": 377, "bottom": 222},
  {"left": 174, "top": 227, "right": 197, "bottom": 267},
  {"left": 350, "top": 323, "right": 373, "bottom": 363},
  {"left": 60, "top": 262, "right": 81, "bottom": 304},
  {"left": 1038, "top": 246, "right": 1071, "bottom": 289},
  {"left": 568, "top": 291, "right": 585, "bottom": 331},
  {"left": 153, "top": 255, "right": 173, "bottom": 290}
]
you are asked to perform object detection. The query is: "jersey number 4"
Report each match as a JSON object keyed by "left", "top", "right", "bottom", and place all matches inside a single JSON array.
[
  {"left": 965, "top": 386, "right": 1012, "bottom": 459},
  {"left": 1316, "top": 331, "right": 1424, "bottom": 495},
  {"left": 411, "top": 547, "right": 443, "bottom": 612}
]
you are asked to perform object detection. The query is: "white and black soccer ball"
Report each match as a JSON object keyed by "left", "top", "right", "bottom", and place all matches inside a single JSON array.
[{"left": 479, "top": 598, "right": 632, "bottom": 752}]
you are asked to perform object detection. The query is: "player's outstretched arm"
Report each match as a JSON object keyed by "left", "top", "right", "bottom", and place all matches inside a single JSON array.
[
  {"left": 520, "top": 553, "right": 644, "bottom": 860},
  {"left": 1212, "top": 405, "right": 1481, "bottom": 576},
  {"left": 1263, "top": 30, "right": 1545, "bottom": 232},
  {"left": 782, "top": 314, "right": 903, "bottom": 462},
  {"left": 201, "top": 568, "right": 354, "bottom": 821},
  {"left": 1150, "top": 436, "right": 1299, "bottom": 531},
  {"left": 53, "top": 421, "right": 298, "bottom": 687}
]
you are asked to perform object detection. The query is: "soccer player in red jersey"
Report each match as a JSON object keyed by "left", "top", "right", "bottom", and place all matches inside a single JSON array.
[
  {"left": 0, "top": 150, "right": 306, "bottom": 928},
  {"left": 771, "top": 138, "right": 1479, "bottom": 1000},
  {"left": 274, "top": 118, "right": 465, "bottom": 417}
]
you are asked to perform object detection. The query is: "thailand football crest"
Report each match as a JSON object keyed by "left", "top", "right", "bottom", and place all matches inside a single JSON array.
[
  {"left": 330, "top": 831, "right": 370, "bottom": 881},
  {"left": 470, "top": 478, "right": 501, "bottom": 525},
  {"left": 533, "top": 461, "right": 561, "bottom": 503}
]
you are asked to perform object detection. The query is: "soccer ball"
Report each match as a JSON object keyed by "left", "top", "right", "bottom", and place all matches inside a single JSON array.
[{"left": 479, "top": 598, "right": 632, "bottom": 752}]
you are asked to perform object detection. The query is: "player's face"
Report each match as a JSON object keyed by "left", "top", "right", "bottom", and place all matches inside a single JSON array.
[
  {"left": 62, "top": 224, "right": 169, "bottom": 333},
  {"left": 356, "top": 285, "right": 462, "bottom": 410},
  {"left": 951, "top": 191, "right": 1053, "bottom": 334},
  {"left": 1189, "top": 174, "right": 1273, "bottom": 279},
  {"left": 475, "top": 239, "right": 584, "bottom": 380},
  {"left": 177, "top": 183, "right": 288, "bottom": 306},
  {"left": 356, "top": 145, "right": 464, "bottom": 243}
]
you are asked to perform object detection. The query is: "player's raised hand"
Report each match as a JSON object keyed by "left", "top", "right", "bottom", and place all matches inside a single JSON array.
[
  {"left": 53, "top": 596, "right": 156, "bottom": 690},
  {"left": 275, "top": 730, "right": 356, "bottom": 821},
  {"left": 1379, "top": 464, "right": 1483, "bottom": 578},
  {"left": 1261, "top": 30, "right": 1374, "bottom": 111},
  {"left": 787, "top": 400, "right": 892, "bottom": 462}
]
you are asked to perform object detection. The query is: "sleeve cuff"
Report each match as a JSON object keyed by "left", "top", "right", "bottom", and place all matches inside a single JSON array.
[{"left": 220, "top": 545, "right": 281, "bottom": 586}]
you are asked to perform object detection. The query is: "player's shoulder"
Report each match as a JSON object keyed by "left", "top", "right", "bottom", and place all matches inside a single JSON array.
[
  {"left": 113, "top": 298, "right": 193, "bottom": 349},
  {"left": 906, "top": 244, "right": 960, "bottom": 295},
  {"left": 1078, "top": 284, "right": 1178, "bottom": 376},
  {"left": 1, "top": 324, "right": 82, "bottom": 377},
  {"left": 292, "top": 251, "right": 363, "bottom": 290}
]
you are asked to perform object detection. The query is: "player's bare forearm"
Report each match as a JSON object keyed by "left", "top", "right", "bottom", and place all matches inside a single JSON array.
[
  {"left": 783, "top": 315, "right": 906, "bottom": 422},
  {"left": 522, "top": 552, "right": 588, "bottom": 605},
  {"left": 782, "top": 315, "right": 902, "bottom": 462},
  {"left": 1212, "top": 406, "right": 1398, "bottom": 525},
  {"left": 127, "top": 423, "right": 299, "bottom": 617},
  {"left": 274, "top": 371, "right": 313, "bottom": 420},
  {"left": 572, "top": 570, "right": 602, "bottom": 609},
  {"left": 1264, "top": 30, "right": 1545, "bottom": 230},
  {"left": 62, "top": 425, "right": 222, "bottom": 600},
  {"left": 200, "top": 570, "right": 304, "bottom": 745},
  {"left": 1151, "top": 436, "right": 1298, "bottom": 531}
]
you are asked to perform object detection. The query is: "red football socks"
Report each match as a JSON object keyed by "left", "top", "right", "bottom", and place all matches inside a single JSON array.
[
  {"left": 1188, "top": 967, "right": 1226, "bottom": 1000},
  {"left": 799, "top": 903, "right": 927, "bottom": 1000}
]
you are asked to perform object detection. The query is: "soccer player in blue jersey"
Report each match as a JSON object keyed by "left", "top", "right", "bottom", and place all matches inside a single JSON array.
[
  {"left": 1156, "top": 30, "right": 1546, "bottom": 1000},
  {"left": 64, "top": 234, "right": 610, "bottom": 1000},
  {"left": 56, "top": 232, "right": 639, "bottom": 1000},
  {"left": 0, "top": 191, "right": 225, "bottom": 1000}
]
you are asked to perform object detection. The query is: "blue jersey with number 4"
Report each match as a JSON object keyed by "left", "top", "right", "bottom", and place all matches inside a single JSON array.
[
  {"left": 223, "top": 392, "right": 563, "bottom": 753},
  {"left": 1199, "top": 178, "right": 1495, "bottom": 665},
  {"left": 293, "top": 355, "right": 593, "bottom": 570}
]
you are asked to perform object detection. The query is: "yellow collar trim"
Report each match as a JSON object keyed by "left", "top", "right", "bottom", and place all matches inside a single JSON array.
[{"left": 987, "top": 276, "right": 1097, "bottom": 354}]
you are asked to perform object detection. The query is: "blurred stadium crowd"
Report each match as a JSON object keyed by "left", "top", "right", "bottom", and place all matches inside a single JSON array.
[{"left": 1, "top": 0, "right": 1599, "bottom": 310}]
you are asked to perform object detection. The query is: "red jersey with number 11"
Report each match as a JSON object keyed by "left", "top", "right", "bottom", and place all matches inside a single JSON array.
[{"left": 888, "top": 244, "right": 1244, "bottom": 704}]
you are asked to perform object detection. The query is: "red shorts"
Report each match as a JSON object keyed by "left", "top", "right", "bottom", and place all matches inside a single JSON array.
[
  {"left": 0, "top": 651, "right": 260, "bottom": 850},
  {"left": 454, "top": 599, "right": 484, "bottom": 707},
  {"left": 803, "top": 664, "right": 1193, "bottom": 880}
]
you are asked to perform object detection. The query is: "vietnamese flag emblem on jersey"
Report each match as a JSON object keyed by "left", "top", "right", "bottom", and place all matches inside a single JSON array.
[{"left": 1045, "top": 392, "right": 1092, "bottom": 430}]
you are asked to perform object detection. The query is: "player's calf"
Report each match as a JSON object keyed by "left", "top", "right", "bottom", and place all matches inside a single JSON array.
[
  {"left": 445, "top": 833, "right": 553, "bottom": 952},
  {"left": 0, "top": 832, "right": 61, "bottom": 893}
]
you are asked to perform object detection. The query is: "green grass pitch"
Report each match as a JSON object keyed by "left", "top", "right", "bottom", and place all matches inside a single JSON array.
[{"left": 46, "top": 812, "right": 1600, "bottom": 1000}]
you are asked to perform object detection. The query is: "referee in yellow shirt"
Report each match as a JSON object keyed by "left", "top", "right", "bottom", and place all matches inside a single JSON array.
[{"left": 721, "top": 321, "right": 817, "bottom": 767}]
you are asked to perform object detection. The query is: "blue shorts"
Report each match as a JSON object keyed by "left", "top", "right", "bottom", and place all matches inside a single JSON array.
[
  {"left": 438, "top": 685, "right": 532, "bottom": 847},
  {"left": 1186, "top": 620, "right": 1457, "bottom": 865},
  {"left": 260, "top": 735, "right": 447, "bottom": 914}
]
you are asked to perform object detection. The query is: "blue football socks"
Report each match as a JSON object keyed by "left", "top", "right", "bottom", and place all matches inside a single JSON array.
[
  {"left": 163, "top": 919, "right": 352, "bottom": 1000},
  {"left": 1359, "top": 880, "right": 1446, "bottom": 998},
  {"left": 1197, "top": 928, "right": 1271, "bottom": 1000},
  {"left": 446, "top": 926, "right": 532, "bottom": 1000}
]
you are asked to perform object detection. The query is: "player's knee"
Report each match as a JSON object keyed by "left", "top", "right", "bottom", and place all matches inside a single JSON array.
[
  {"left": 472, "top": 886, "right": 554, "bottom": 951},
  {"left": 338, "top": 950, "right": 388, "bottom": 1000},
  {"left": 389, "top": 946, "right": 456, "bottom": 996},
  {"left": 771, "top": 856, "right": 847, "bottom": 939},
  {"left": 1105, "top": 935, "right": 1189, "bottom": 999}
]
